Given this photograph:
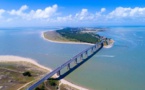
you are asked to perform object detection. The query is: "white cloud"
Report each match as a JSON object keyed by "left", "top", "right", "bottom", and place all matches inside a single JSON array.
[
  {"left": 8, "top": 4, "right": 58, "bottom": 20},
  {"left": 75, "top": 9, "right": 88, "bottom": 20},
  {"left": 9, "top": 5, "right": 28, "bottom": 16},
  {"left": 129, "top": 7, "right": 145, "bottom": 17},
  {"left": 56, "top": 9, "right": 95, "bottom": 23},
  {"left": 0, "top": 9, "right": 5, "bottom": 18},
  {"left": 95, "top": 8, "right": 107, "bottom": 22},
  {"left": 57, "top": 14, "right": 72, "bottom": 22},
  {"left": 101, "top": 8, "right": 106, "bottom": 13},
  {"left": 108, "top": 7, "right": 145, "bottom": 19},
  {"left": 75, "top": 9, "right": 94, "bottom": 20},
  {"left": 30, "top": 4, "right": 58, "bottom": 19},
  {"left": 1, "top": 5, "right": 145, "bottom": 26}
]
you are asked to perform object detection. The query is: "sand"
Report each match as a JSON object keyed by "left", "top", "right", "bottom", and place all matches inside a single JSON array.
[
  {"left": 0, "top": 55, "right": 88, "bottom": 90},
  {"left": 0, "top": 30, "right": 114, "bottom": 90},
  {"left": 42, "top": 30, "right": 114, "bottom": 48},
  {"left": 42, "top": 31, "right": 94, "bottom": 45}
]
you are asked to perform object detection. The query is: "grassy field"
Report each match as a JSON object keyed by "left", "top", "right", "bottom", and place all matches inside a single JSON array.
[
  {"left": 0, "top": 62, "right": 48, "bottom": 90},
  {"left": 0, "top": 61, "right": 80, "bottom": 90}
]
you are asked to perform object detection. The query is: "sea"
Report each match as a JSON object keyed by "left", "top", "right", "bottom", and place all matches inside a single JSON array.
[{"left": 0, "top": 26, "right": 145, "bottom": 90}]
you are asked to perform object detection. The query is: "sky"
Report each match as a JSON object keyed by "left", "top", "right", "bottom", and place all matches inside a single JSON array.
[{"left": 0, "top": 0, "right": 145, "bottom": 27}]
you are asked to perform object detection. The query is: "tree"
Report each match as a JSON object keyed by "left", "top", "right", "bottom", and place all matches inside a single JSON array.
[{"left": 22, "top": 71, "right": 32, "bottom": 77}]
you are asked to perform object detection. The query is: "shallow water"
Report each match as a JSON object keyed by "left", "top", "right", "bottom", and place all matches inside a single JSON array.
[{"left": 0, "top": 27, "right": 145, "bottom": 90}]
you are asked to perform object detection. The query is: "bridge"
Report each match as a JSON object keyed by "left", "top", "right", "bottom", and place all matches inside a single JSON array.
[{"left": 27, "top": 41, "right": 104, "bottom": 90}]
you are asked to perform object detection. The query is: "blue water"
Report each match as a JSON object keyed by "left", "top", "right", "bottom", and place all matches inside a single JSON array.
[{"left": 0, "top": 27, "right": 145, "bottom": 90}]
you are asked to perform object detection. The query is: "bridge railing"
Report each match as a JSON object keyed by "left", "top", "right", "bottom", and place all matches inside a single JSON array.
[
  {"left": 27, "top": 41, "right": 104, "bottom": 90},
  {"left": 59, "top": 41, "right": 103, "bottom": 71},
  {"left": 27, "top": 66, "right": 61, "bottom": 90}
]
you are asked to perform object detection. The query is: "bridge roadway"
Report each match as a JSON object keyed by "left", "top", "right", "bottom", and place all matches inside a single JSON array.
[{"left": 27, "top": 41, "right": 104, "bottom": 90}]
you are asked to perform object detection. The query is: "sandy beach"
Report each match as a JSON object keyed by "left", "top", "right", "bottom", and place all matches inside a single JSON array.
[
  {"left": 42, "top": 31, "right": 94, "bottom": 45},
  {"left": 0, "top": 30, "right": 114, "bottom": 90},
  {"left": 0, "top": 55, "right": 88, "bottom": 90},
  {"left": 103, "top": 39, "right": 115, "bottom": 48},
  {"left": 42, "top": 30, "right": 114, "bottom": 48}
]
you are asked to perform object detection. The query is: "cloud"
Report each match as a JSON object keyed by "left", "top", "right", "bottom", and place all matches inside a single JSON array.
[
  {"left": 96, "top": 8, "right": 106, "bottom": 17},
  {"left": 101, "top": 8, "right": 106, "bottom": 13},
  {"left": 75, "top": 9, "right": 88, "bottom": 20},
  {"left": 57, "top": 14, "right": 72, "bottom": 22},
  {"left": 8, "top": 4, "right": 58, "bottom": 20},
  {"left": 108, "top": 7, "right": 145, "bottom": 19},
  {"left": 56, "top": 8, "right": 95, "bottom": 23},
  {"left": 0, "top": 9, "right": 5, "bottom": 18},
  {"left": 75, "top": 9, "right": 95, "bottom": 21},
  {"left": 1, "top": 5, "right": 145, "bottom": 26},
  {"left": 30, "top": 4, "right": 58, "bottom": 19},
  {"left": 9, "top": 5, "right": 28, "bottom": 16}
]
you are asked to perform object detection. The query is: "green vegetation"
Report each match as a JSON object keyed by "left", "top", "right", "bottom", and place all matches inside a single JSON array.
[
  {"left": 35, "top": 78, "right": 59, "bottom": 90},
  {"left": 0, "top": 62, "right": 48, "bottom": 90},
  {"left": 23, "top": 71, "right": 32, "bottom": 77},
  {"left": 35, "top": 83, "right": 45, "bottom": 90},
  {"left": 56, "top": 27, "right": 100, "bottom": 44},
  {"left": 48, "top": 78, "right": 59, "bottom": 87}
]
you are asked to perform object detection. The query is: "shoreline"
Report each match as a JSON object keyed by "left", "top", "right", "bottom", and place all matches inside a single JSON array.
[
  {"left": 42, "top": 30, "right": 114, "bottom": 48},
  {"left": 41, "top": 31, "right": 94, "bottom": 46},
  {"left": 0, "top": 55, "right": 88, "bottom": 90},
  {"left": 103, "top": 40, "right": 115, "bottom": 48},
  {"left": 39, "top": 30, "right": 113, "bottom": 89}
]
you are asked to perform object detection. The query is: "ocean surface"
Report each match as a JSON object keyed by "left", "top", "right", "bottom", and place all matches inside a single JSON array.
[{"left": 0, "top": 27, "right": 145, "bottom": 90}]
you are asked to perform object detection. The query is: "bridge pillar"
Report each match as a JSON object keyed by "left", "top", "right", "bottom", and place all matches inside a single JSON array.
[
  {"left": 93, "top": 46, "right": 95, "bottom": 52},
  {"left": 57, "top": 70, "right": 61, "bottom": 76},
  {"left": 101, "top": 43, "right": 103, "bottom": 46},
  {"left": 74, "top": 58, "right": 77, "bottom": 65},
  {"left": 94, "top": 45, "right": 97, "bottom": 51},
  {"left": 67, "top": 63, "right": 71, "bottom": 70},
  {"left": 85, "top": 51, "right": 88, "bottom": 58},
  {"left": 98, "top": 44, "right": 100, "bottom": 48},
  {"left": 95, "top": 45, "right": 97, "bottom": 49},
  {"left": 97, "top": 45, "right": 99, "bottom": 49},
  {"left": 80, "top": 54, "right": 83, "bottom": 61},
  {"left": 91, "top": 47, "right": 93, "bottom": 53}
]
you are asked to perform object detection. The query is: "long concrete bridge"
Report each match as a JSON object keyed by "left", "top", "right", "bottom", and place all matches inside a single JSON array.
[{"left": 27, "top": 41, "right": 104, "bottom": 90}]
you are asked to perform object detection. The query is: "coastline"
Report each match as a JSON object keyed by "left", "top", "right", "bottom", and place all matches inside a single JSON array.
[
  {"left": 41, "top": 31, "right": 94, "bottom": 46},
  {"left": 0, "top": 55, "right": 88, "bottom": 90},
  {"left": 37, "top": 30, "right": 113, "bottom": 90},
  {"left": 103, "top": 39, "right": 115, "bottom": 48},
  {"left": 42, "top": 30, "right": 114, "bottom": 48}
]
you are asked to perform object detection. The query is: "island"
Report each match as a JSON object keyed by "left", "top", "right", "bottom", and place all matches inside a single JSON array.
[{"left": 43, "top": 27, "right": 114, "bottom": 47}]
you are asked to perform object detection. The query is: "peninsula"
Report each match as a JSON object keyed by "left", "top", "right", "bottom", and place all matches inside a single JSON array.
[{"left": 43, "top": 27, "right": 114, "bottom": 47}]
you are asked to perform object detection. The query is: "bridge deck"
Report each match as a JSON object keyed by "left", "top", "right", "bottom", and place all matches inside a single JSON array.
[{"left": 27, "top": 41, "right": 104, "bottom": 90}]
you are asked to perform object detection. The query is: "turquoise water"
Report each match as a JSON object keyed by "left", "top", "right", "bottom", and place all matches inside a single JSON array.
[{"left": 0, "top": 27, "right": 145, "bottom": 90}]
